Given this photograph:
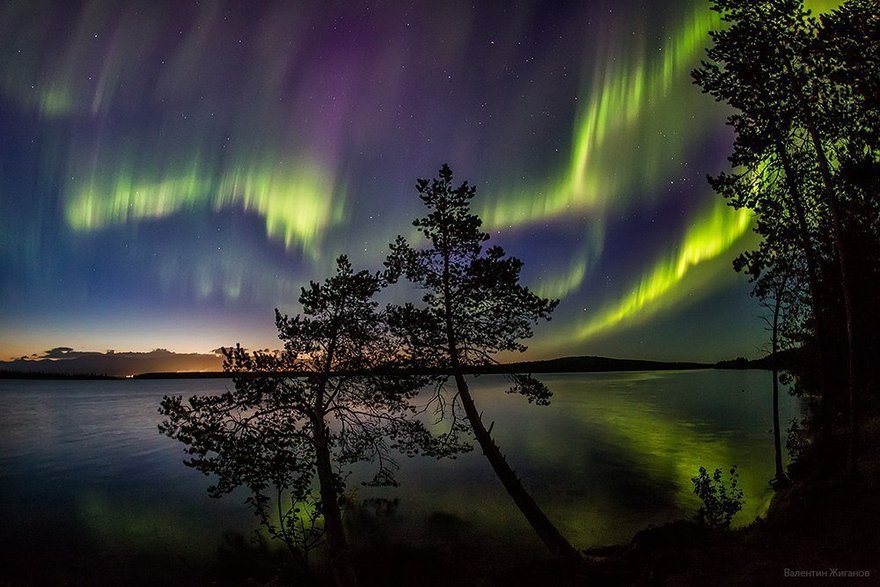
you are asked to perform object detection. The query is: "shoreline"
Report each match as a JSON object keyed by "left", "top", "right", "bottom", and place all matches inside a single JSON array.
[{"left": 0, "top": 353, "right": 780, "bottom": 380}]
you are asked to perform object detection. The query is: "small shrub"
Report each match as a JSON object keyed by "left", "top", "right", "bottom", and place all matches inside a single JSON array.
[
  {"left": 691, "top": 465, "right": 744, "bottom": 529},
  {"left": 786, "top": 417, "right": 811, "bottom": 463}
]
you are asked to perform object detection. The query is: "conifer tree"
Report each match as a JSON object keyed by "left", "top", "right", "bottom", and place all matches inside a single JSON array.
[
  {"left": 161, "top": 256, "right": 459, "bottom": 585},
  {"left": 385, "top": 164, "right": 580, "bottom": 561}
]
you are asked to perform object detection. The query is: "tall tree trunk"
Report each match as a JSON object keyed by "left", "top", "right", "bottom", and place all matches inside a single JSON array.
[
  {"left": 773, "top": 132, "right": 834, "bottom": 439},
  {"left": 314, "top": 416, "right": 359, "bottom": 587},
  {"left": 771, "top": 286, "right": 786, "bottom": 485},
  {"left": 802, "top": 116, "right": 859, "bottom": 474},
  {"left": 314, "top": 325, "right": 358, "bottom": 587},
  {"left": 782, "top": 53, "right": 859, "bottom": 472},
  {"left": 772, "top": 363, "right": 785, "bottom": 481}
]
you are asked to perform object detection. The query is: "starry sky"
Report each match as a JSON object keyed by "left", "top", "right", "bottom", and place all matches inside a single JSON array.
[{"left": 0, "top": 0, "right": 841, "bottom": 364}]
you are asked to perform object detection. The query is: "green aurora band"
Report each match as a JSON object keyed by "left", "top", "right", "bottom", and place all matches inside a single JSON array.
[
  {"left": 1, "top": 0, "right": 843, "bottom": 350},
  {"left": 478, "top": 0, "right": 839, "bottom": 229},
  {"left": 487, "top": 0, "right": 840, "bottom": 345},
  {"left": 568, "top": 201, "right": 753, "bottom": 343},
  {"left": 3, "top": 0, "right": 348, "bottom": 258},
  {"left": 476, "top": 4, "right": 737, "bottom": 345},
  {"left": 66, "top": 159, "right": 345, "bottom": 257},
  {"left": 480, "top": 5, "right": 724, "bottom": 228}
]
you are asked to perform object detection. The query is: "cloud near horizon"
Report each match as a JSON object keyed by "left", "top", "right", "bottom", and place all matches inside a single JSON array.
[{"left": 1, "top": 347, "right": 224, "bottom": 376}]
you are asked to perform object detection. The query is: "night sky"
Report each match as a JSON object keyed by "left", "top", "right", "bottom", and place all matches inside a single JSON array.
[{"left": 0, "top": 0, "right": 840, "bottom": 364}]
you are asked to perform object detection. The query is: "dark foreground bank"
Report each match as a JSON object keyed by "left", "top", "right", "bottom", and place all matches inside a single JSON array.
[{"left": 572, "top": 413, "right": 880, "bottom": 585}]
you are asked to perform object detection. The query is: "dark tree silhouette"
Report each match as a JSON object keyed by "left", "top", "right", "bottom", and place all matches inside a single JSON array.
[
  {"left": 694, "top": 0, "right": 880, "bottom": 473},
  {"left": 753, "top": 255, "right": 800, "bottom": 488},
  {"left": 384, "top": 164, "right": 581, "bottom": 561},
  {"left": 694, "top": 0, "right": 839, "bottom": 435},
  {"left": 160, "top": 256, "right": 460, "bottom": 586},
  {"left": 812, "top": 0, "right": 880, "bottom": 470}
]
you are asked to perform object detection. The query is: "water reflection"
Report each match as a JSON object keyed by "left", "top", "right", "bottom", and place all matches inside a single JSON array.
[
  {"left": 0, "top": 370, "right": 799, "bottom": 578},
  {"left": 351, "top": 370, "right": 798, "bottom": 553}
]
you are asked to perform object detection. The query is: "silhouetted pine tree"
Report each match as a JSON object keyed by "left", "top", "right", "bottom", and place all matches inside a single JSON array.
[
  {"left": 385, "top": 164, "right": 581, "bottom": 561},
  {"left": 160, "top": 256, "right": 461, "bottom": 586}
]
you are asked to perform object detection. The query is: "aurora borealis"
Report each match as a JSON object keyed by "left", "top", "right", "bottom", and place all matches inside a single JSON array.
[{"left": 0, "top": 0, "right": 841, "bottom": 363}]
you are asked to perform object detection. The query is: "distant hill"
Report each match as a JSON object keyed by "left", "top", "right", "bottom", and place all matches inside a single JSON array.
[
  {"left": 2, "top": 352, "right": 783, "bottom": 380},
  {"left": 483, "top": 356, "right": 711, "bottom": 374},
  {"left": 132, "top": 355, "right": 713, "bottom": 379},
  {"left": 714, "top": 348, "right": 803, "bottom": 371}
]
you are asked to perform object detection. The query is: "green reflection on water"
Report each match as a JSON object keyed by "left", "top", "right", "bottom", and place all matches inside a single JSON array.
[
  {"left": 571, "top": 378, "right": 778, "bottom": 521},
  {"left": 3, "top": 371, "right": 799, "bottom": 571},
  {"left": 387, "top": 370, "right": 799, "bottom": 550},
  {"left": 76, "top": 490, "right": 244, "bottom": 558}
]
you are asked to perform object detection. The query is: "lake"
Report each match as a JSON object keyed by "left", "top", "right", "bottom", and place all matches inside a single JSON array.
[{"left": 0, "top": 370, "right": 800, "bottom": 583}]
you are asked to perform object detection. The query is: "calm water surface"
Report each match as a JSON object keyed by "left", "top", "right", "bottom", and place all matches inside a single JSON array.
[{"left": 0, "top": 370, "right": 799, "bottom": 581}]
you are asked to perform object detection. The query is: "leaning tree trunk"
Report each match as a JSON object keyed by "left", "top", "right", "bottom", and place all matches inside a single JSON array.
[
  {"left": 313, "top": 414, "right": 359, "bottom": 586},
  {"left": 450, "top": 367, "right": 582, "bottom": 561},
  {"left": 439, "top": 244, "right": 580, "bottom": 562}
]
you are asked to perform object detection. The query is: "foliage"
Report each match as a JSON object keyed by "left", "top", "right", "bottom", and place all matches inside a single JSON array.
[
  {"left": 385, "top": 163, "right": 558, "bottom": 403},
  {"left": 384, "top": 164, "right": 580, "bottom": 560},
  {"left": 160, "top": 256, "right": 465, "bottom": 581},
  {"left": 691, "top": 466, "right": 745, "bottom": 529},
  {"left": 694, "top": 0, "right": 880, "bottom": 469},
  {"left": 159, "top": 384, "right": 324, "bottom": 566},
  {"left": 786, "top": 417, "right": 812, "bottom": 463}
]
